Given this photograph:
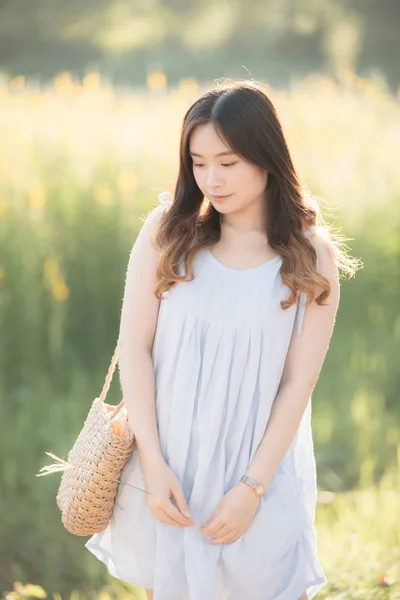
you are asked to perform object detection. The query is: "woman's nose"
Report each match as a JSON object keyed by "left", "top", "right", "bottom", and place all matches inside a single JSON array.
[{"left": 206, "top": 167, "right": 224, "bottom": 187}]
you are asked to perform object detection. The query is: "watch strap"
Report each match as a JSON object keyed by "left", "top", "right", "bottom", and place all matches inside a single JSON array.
[
  {"left": 240, "top": 475, "right": 266, "bottom": 496},
  {"left": 241, "top": 475, "right": 258, "bottom": 487}
]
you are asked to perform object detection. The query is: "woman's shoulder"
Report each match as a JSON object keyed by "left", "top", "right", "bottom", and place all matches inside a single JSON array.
[
  {"left": 303, "top": 224, "right": 337, "bottom": 264},
  {"left": 158, "top": 191, "right": 174, "bottom": 205},
  {"left": 302, "top": 224, "right": 319, "bottom": 238},
  {"left": 145, "top": 191, "right": 173, "bottom": 222},
  {"left": 143, "top": 192, "right": 173, "bottom": 251}
]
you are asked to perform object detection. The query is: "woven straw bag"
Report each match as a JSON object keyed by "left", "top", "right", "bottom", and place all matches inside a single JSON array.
[{"left": 36, "top": 342, "right": 136, "bottom": 536}]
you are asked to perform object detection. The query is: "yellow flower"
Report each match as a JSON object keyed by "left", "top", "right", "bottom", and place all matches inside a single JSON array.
[
  {"left": 44, "top": 259, "right": 69, "bottom": 302},
  {"left": 52, "top": 279, "right": 69, "bottom": 302},
  {"left": 82, "top": 72, "right": 102, "bottom": 91},
  {"left": 116, "top": 170, "right": 138, "bottom": 197},
  {"left": 147, "top": 71, "right": 167, "bottom": 91},
  {"left": 10, "top": 76, "right": 26, "bottom": 91},
  {"left": 16, "top": 583, "right": 47, "bottom": 598},
  {"left": 28, "top": 181, "right": 47, "bottom": 209},
  {"left": 53, "top": 72, "right": 77, "bottom": 97}
]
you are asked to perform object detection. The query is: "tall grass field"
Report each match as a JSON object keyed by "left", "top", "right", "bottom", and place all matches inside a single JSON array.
[{"left": 1, "top": 70, "right": 399, "bottom": 598}]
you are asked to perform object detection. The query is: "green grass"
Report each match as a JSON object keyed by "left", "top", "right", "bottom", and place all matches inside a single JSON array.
[{"left": 1, "top": 69, "right": 399, "bottom": 598}]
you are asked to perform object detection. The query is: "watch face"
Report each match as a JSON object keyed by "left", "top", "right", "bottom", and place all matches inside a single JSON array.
[{"left": 256, "top": 485, "right": 265, "bottom": 496}]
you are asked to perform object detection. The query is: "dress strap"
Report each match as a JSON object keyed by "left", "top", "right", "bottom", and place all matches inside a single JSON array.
[{"left": 296, "top": 292, "right": 307, "bottom": 336}]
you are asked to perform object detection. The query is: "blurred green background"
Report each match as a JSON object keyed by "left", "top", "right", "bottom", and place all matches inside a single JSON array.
[
  {"left": 0, "top": 0, "right": 400, "bottom": 90},
  {"left": 0, "top": 1, "right": 400, "bottom": 599}
]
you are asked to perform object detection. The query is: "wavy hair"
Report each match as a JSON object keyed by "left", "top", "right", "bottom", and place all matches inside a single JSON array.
[{"left": 152, "top": 79, "right": 361, "bottom": 309}]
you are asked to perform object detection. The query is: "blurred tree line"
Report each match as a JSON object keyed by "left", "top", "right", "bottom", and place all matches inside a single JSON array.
[{"left": 0, "top": 0, "right": 399, "bottom": 88}]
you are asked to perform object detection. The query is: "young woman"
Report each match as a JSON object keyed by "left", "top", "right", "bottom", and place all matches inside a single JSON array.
[{"left": 86, "top": 79, "right": 358, "bottom": 599}]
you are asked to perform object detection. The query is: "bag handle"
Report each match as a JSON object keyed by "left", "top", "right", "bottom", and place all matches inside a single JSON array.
[{"left": 99, "top": 341, "right": 125, "bottom": 419}]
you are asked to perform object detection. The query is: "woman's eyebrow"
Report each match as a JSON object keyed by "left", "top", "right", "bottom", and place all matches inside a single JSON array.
[{"left": 189, "top": 151, "right": 236, "bottom": 157}]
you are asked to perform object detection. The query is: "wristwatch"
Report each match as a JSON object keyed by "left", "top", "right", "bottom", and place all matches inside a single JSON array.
[{"left": 240, "top": 475, "right": 266, "bottom": 497}]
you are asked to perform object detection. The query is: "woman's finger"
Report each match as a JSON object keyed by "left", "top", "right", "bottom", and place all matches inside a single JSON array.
[
  {"left": 153, "top": 509, "right": 181, "bottom": 527},
  {"left": 210, "top": 528, "right": 237, "bottom": 544},
  {"left": 204, "top": 515, "right": 226, "bottom": 537},
  {"left": 161, "top": 500, "right": 192, "bottom": 527},
  {"left": 209, "top": 523, "right": 231, "bottom": 539}
]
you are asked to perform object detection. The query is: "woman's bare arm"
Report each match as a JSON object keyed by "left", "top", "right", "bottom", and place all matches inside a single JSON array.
[
  {"left": 117, "top": 203, "right": 168, "bottom": 468},
  {"left": 246, "top": 231, "right": 340, "bottom": 486}
]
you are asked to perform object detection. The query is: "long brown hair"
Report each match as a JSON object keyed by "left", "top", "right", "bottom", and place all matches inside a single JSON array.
[{"left": 153, "top": 79, "right": 360, "bottom": 309}]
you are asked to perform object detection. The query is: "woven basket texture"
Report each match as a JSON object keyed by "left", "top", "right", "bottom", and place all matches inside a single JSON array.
[
  {"left": 56, "top": 398, "right": 135, "bottom": 536},
  {"left": 37, "top": 343, "right": 136, "bottom": 536}
]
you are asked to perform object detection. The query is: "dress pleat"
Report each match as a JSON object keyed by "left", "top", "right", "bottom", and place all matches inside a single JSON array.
[{"left": 85, "top": 209, "right": 327, "bottom": 599}]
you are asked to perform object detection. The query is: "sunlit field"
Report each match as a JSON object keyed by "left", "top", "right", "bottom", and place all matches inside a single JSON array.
[{"left": 1, "top": 70, "right": 400, "bottom": 598}]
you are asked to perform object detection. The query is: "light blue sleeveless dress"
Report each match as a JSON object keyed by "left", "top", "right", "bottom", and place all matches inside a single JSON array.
[{"left": 85, "top": 199, "right": 328, "bottom": 599}]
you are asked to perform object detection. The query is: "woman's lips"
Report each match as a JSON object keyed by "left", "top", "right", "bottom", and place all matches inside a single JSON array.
[{"left": 211, "top": 194, "right": 232, "bottom": 202}]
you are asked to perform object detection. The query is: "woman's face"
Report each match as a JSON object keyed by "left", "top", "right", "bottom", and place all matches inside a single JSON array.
[{"left": 189, "top": 123, "right": 268, "bottom": 217}]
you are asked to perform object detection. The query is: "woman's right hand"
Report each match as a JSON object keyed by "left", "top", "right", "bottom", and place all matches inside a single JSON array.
[{"left": 141, "top": 455, "right": 194, "bottom": 528}]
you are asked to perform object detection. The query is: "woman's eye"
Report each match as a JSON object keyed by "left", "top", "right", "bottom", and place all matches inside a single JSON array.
[{"left": 193, "top": 162, "right": 237, "bottom": 168}]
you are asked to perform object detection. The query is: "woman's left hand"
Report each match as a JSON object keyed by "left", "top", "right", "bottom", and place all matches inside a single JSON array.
[{"left": 200, "top": 483, "right": 262, "bottom": 544}]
